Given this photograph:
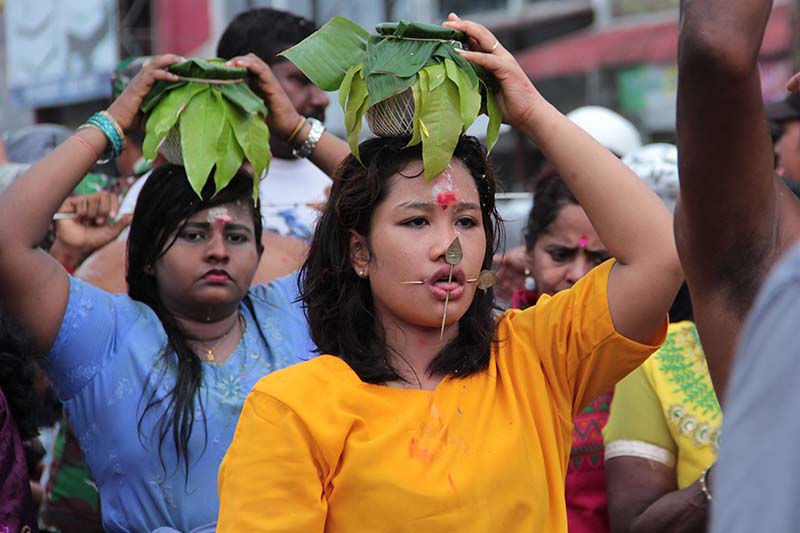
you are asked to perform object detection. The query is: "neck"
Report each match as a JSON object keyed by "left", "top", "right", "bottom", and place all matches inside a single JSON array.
[
  {"left": 174, "top": 309, "right": 240, "bottom": 343},
  {"left": 381, "top": 317, "right": 458, "bottom": 390}
]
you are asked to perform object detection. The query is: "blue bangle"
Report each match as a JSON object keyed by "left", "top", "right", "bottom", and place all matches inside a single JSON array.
[{"left": 80, "top": 112, "right": 125, "bottom": 159}]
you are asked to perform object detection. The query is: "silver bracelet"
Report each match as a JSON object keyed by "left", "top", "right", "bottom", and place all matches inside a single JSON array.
[
  {"left": 292, "top": 117, "right": 325, "bottom": 159},
  {"left": 699, "top": 465, "right": 712, "bottom": 502}
]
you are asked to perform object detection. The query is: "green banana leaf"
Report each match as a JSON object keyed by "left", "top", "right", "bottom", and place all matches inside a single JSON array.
[
  {"left": 444, "top": 58, "right": 480, "bottom": 131},
  {"left": 482, "top": 81, "right": 502, "bottom": 153},
  {"left": 376, "top": 21, "right": 464, "bottom": 41},
  {"left": 141, "top": 59, "right": 247, "bottom": 113},
  {"left": 224, "top": 97, "right": 270, "bottom": 198},
  {"left": 142, "top": 83, "right": 207, "bottom": 161},
  {"left": 219, "top": 83, "right": 267, "bottom": 115},
  {"left": 213, "top": 92, "right": 245, "bottom": 194},
  {"left": 179, "top": 87, "right": 226, "bottom": 196},
  {"left": 280, "top": 16, "right": 369, "bottom": 91},
  {"left": 419, "top": 77, "right": 463, "bottom": 180},
  {"left": 283, "top": 17, "right": 503, "bottom": 178}
]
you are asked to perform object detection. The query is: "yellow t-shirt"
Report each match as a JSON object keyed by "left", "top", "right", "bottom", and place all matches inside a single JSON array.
[
  {"left": 603, "top": 321, "right": 721, "bottom": 488},
  {"left": 217, "top": 260, "right": 666, "bottom": 532}
]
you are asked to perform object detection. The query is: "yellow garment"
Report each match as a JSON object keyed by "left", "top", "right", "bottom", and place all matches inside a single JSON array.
[
  {"left": 218, "top": 260, "right": 666, "bottom": 532},
  {"left": 603, "top": 321, "right": 721, "bottom": 488}
]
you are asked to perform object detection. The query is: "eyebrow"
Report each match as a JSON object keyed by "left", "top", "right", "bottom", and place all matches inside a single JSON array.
[
  {"left": 184, "top": 221, "right": 254, "bottom": 235},
  {"left": 546, "top": 243, "right": 609, "bottom": 255},
  {"left": 396, "top": 201, "right": 481, "bottom": 212}
]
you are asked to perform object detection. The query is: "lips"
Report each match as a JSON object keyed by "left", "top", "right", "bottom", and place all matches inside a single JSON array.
[
  {"left": 427, "top": 265, "right": 466, "bottom": 300},
  {"left": 203, "top": 269, "right": 231, "bottom": 284}
]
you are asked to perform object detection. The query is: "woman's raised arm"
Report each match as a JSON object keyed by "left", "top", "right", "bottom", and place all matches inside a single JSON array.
[
  {"left": 443, "top": 15, "right": 682, "bottom": 343},
  {"left": 0, "top": 55, "right": 183, "bottom": 352}
]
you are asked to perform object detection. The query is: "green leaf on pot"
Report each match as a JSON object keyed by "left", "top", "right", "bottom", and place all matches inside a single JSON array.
[
  {"left": 338, "top": 64, "right": 360, "bottom": 110},
  {"left": 365, "top": 72, "right": 415, "bottom": 106},
  {"left": 344, "top": 68, "right": 368, "bottom": 162},
  {"left": 376, "top": 20, "right": 464, "bottom": 41},
  {"left": 483, "top": 82, "right": 502, "bottom": 153},
  {"left": 406, "top": 76, "right": 423, "bottom": 148},
  {"left": 365, "top": 37, "right": 438, "bottom": 78},
  {"left": 225, "top": 98, "right": 270, "bottom": 197},
  {"left": 169, "top": 58, "right": 247, "bottom": 80},
  {"left": 179, "top": 87, "right": 225, "bottom": 196},
  {"left": 280, "top": 16, "right": 369, "bottom": 91},
  {"left": 219, "top": 83, "right": 268, "bottom": 116},
  {"left": 142, "top": 83, "right": 207, "bottom": 161},
  {"left": 444, "top": 58, "right": 480, "bottom": 131},
  {"left": 214, "top": 94, "right": 245, "bottom": 195},
  {"left": 141, "top": 81, "right": 188, "bottom": 114},
  {"left": 424, "top": 63, "right": 447, "bottom": 92},
  {"left": 419, "top": 77, "right": 463, "bottom": 180}
]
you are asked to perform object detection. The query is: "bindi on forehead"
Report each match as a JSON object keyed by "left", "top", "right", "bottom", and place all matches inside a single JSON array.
[
  {"left": 579, "top": 236, "right": 588, "bottom": 248},
  {"left": 207, "top": 206, "right": 234, "bottom": 228},
  {"left": 431, "top": 163, "right": 459, "bottom": 210}
]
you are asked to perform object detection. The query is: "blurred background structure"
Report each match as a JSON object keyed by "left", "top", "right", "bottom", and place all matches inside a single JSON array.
[{"left": 0, "top": 0, "right": 796, "bottom": 191}]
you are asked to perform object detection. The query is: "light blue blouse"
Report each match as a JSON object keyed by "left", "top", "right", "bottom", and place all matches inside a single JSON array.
[{"left": 44, "top": 274, "right": 315, "bottom": 532}]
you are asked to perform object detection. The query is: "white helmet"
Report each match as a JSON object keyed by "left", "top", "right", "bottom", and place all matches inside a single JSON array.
[
  {"left": 566, "top": 106, "right": 642, "bottom": 158},
  {"left": 623, "top": 143, "right": 679, "bottom": 213}
]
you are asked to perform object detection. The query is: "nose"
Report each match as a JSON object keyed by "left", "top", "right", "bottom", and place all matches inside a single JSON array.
[
  {"left": 564, "top": 255, "right": 592, "bottom": 286},
  {"left": 430, "top": 227, "right": 458, "bottom": 263},
  {"left": 204, "top": 231, "right": 229, "bottom": 263},
  {"left": 310, "top": 86, "right": 330, "bottom": 109}
]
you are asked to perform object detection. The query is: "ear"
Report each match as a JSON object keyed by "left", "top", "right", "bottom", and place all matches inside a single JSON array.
[{"left": 349, "top": 231, "right": 371, "bottom": 277}]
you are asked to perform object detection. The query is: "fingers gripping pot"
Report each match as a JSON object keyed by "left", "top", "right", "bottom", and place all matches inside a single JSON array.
[
  {"left": 282, "top": 18, "right": 502, "bottom": 180},
  {"left": 140, "top": 59, "right": 270, "bottom": 200}
]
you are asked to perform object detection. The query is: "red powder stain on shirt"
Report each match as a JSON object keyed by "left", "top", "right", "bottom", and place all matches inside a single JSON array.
[
  {"left": 448, "top": 473, "right": 458, "bottom": 495},
  {"left": 436, "top": 192, "right": 457, "bottom": 210}
]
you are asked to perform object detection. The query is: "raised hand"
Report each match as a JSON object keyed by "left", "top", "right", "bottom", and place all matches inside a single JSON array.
[
  {"left": 226, "top": 53, "right": 303, "bottom": 141},
  {"left": 106, "top": 54, "right": 185, "bottom": 133},
  {"left": 54, "top": 192, "right": 132, "bottom": 257},
  {"left": 443, "top": 13, "right": 544, "bottom": 130}
]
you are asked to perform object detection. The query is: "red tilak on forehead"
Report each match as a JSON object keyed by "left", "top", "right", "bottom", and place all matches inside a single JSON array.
[
  {"left": 207, "top": 207, "right": 233, "bottom": 228},
  {"left": 579, "top": 236, "right": 588, "bottom": 248},
  {"left": 436, "top": 192, "right": 457, "bottom": 210}
]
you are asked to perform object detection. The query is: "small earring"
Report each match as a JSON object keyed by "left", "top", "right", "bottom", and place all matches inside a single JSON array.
[
  {"left": 359, "top": 269, "right": 365, "bottom": 277},
  {"left": 524, "top": 268, "right": 536, "bottom": 291}
]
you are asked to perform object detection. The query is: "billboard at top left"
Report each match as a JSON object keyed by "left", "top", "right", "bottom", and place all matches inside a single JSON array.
[{"left": 4, "top": 0, "right": 118, "bottom": 108}]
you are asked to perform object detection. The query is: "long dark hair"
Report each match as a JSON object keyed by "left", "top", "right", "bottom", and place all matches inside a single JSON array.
[
  {"left": 127, "top": 164, "right": 264, "bottom": 478},
  {"left": 524, "top": 166, "right": 579, "bottom": 251},
  {"left": 301, "top": 136, "right": 501, "bottom": 384},
  {"left": 0, "top": 315, "right": 40, "bottom": 441}
]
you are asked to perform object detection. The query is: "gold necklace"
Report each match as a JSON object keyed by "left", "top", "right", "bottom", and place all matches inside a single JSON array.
[{"left": 194, "top": 313, "right": 243, "bottom": 363}]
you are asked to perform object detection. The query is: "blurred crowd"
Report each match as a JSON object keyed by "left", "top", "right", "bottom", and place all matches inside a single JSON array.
[{"left": 0, "top": 2, "right": 798, "bottom": 532}]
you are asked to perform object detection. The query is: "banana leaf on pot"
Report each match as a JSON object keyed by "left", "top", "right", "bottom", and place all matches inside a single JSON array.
[
  {"left": 281, "top": 18, "right": 502, "bottom": 181},
  {"left": 140, "top": 58, "right": 270, "bottom": 201}
]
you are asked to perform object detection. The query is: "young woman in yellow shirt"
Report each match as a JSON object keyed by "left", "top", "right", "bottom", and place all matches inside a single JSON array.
[{"left": 217, "top": 15, "right": 683, "bottom": 532}]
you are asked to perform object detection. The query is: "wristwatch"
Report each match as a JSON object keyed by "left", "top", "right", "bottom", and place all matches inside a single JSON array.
[{"left": 292, "top": 117, "right": 325, "bottom": 159}]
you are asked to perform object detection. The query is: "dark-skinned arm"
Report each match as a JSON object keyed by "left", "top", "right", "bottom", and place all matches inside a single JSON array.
[
  {"left": 229, "top": 54, "right": 350, "bottom": 178},
  {"left": 675, "top": 0, "right": 800, "bottom": 401},
  {"left": 606, "top": 457, "right": 710, "bottom": 533}
]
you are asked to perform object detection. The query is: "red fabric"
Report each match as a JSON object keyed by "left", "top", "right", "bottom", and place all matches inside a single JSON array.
[
  {"left": 155, "top": 0, "right": 211, "bottom": 56},
  {"left": 565, "top": 391, "right": 613, "bottom": 533},
  {"left": 510, "top": 289, "right": 539, "bottom": 310},
  {"left": 516, "top": 3, "right": 792, "bottom": 80}
]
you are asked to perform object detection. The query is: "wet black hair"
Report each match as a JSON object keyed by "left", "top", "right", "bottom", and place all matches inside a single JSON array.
[
  {"left": 127, "top": 164, "right": 265, "bottom": 479},
  {"left": 524, "top": 165, "right": 579, "bottom": 251},
  {"left": 216, "top": 8, "right": 317, "bottom": 65},
  {"left": 301, "top": 136, "right": 502, "bottom": 384}
]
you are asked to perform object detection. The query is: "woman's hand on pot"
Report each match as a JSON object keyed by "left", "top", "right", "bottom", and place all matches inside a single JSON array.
[
  {"left": 227, "top": 53, "right": 303, "bottom": 141},
  {"left": 106, "top": 54, "right": 184, "bottom": 133},
  {"left": 442, "top": 14, "right": 545, "bottom": 130}
]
